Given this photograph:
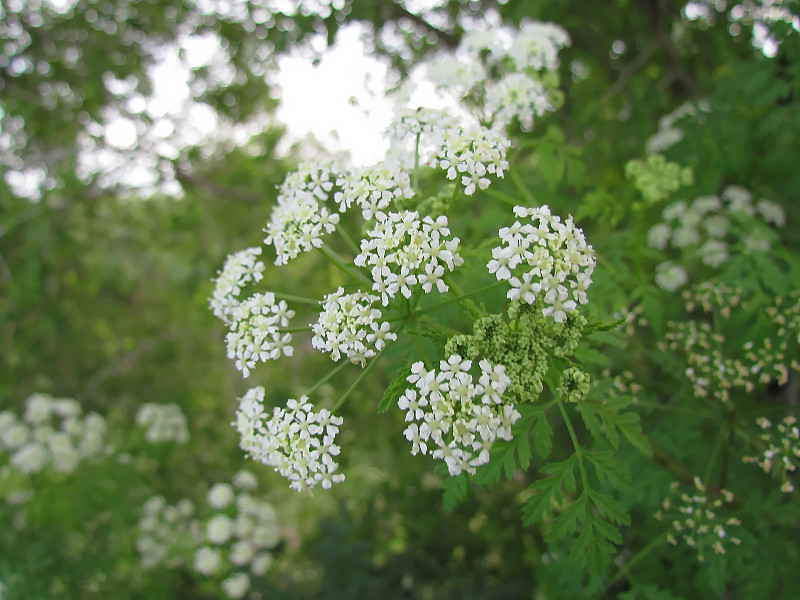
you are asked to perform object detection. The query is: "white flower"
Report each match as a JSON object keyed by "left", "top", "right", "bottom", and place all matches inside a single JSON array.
[
  {"left": 193, "top": 546, "right": 222, "bottom": 576},
  {"left": 264, "top": 186, "right": 340, "bottom": 265},
  {"left": 206, "top": 514, "right": 233, "bottom": 545},
  {"left": 506, "top": 20, "right": 571, "bottom": 72},
  {"left": 432, "top": 125, "right": 510, "bottom": 195},
  {"left": 655, "top": 261, "right": 688, "bottom": 291},
  {"left": 232, "top": 470, "right": 258, "bottom": 491},
  {"left": 355, "top": 211, "right": 463, "bottom": 305},
  {"left": 235, "top": 388, "right": 346, "bottom": 492},
  {"left": 334, "top": 161, "right": 414, "bottom": 220},
  {"left": 221, "top": 573, "right": 250, "bottom": 599},
  {"left": 647, "top": 223, "right": 672, "bottom": 249},
  {"left": 250, "top": 552, "right": 273, "bottom": 576},
  {"left": 400, "top": 358, "right": 518, "bottom": 476},
  {"left": 756, "top": 199, "right": 786, "bottom": 227},
  {"left": 135, "top": 403, "right": 189, "bottom": 444},
  {"left": 210, "top": 247, "right": 266, "bottom": 323},
  {"left": 207, "top": 483, "right": 235, "bottom": 510},
  {"left": 489, "top": 205, "right": 595, "bottom": 320},
  {"left": 486, "top": 73, "right": 554, "bottom": 130},
  {"left": 311, "top": 288, "right": 395, "bottom": 365},
  {"left": 226, "top": 293, "right": 295, "bottom": 377}
]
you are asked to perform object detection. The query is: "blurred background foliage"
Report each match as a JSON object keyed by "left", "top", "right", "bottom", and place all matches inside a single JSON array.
[{"left": 2, "top": 0, "right": 799, "bottom": 598}]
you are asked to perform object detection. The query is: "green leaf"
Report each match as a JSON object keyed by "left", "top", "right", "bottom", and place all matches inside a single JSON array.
[
  {"left": 545, "top": 491, "right": 587, "bottom": 543},
  {"left": 586, "top": 487, "right": 630, "bottom": 526},
  {"left": 521, "top": 455, "right": 578, "bottom": 525},
  {"left": 532, "top": 407, "right": 553, "bottom": 459},
  {"left": 579, "top": 396, "right": 652, "bottom": 456},
  {"left": 584, "top": 449, "right": 632, "bottom": 490},
  {"left": 572, "top": 346, "right": 612, "bottom": 367},
  {"left": 378, "top": 364, "right": 411, "bottom": 414},
  {"left": 442, "top": 472, "right": 470, "bottom": 512}
]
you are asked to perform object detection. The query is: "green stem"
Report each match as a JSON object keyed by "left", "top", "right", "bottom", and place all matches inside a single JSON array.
[
  {"left": 703, "top": 423, "right": 728, "bottom": 486},
  {"left": 418, "top": 315, "right": 463, "bottom": 336},
  {"left": 413, "top": 131, "right": 421, "bottom": 193},
  {"left": 332, "top": 347, "right": 387, "bottom": 412},
  {"left": 269, "top": 291, "right": 321, "bottom": 305},
  {"left": 338, "top": 226, "right": 360, "bottom": 255},
  {"left": 317, "top": 243, "right": 371, "bottom": 286},
  {"left": 303, "top": 360, "right": 350, "bottom": 398},
  {"left": 557, "top": 399, "right": 590, "bottom": 488},
  {"left": 279, "top": 326, "right": 313, "bottom": 334},
  {"left": 386, "top": 281, "right": 504, "bottom": 322},
  {"left": 605, "top": 531, "right": 669, "bottom": 590},
  {"left": 445, "top": 183, "right": 460, "bottom": 216},
  {"left": 509, "top": 168, "right": 535, "bottom": 205}
]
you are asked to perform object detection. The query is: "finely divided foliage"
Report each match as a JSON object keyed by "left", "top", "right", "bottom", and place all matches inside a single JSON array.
[{"left": 205, "top": 9, "right": 800, "bottom": 593}]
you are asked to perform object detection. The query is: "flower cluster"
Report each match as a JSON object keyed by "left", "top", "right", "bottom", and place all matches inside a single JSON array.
[
  {"left": 625, "top": 154, "right": 694, "bottom": 204},
  {"left": 656, "top": 478, "right": 743, "bottom": 563},
  {"left": 432, "top": 125, "right": 511, "bottom": 195},
  {"left": 425, "top": 19, "right": 569, "bottom": 130},
  {"left": 235, "top": 387, "right": 345, "bottom": 491},
  {"left": 663, "top": 320, "right": 753, "bottom": 403},
  {"left": 137, "top": 472, "right": 280, "bottom": 599},
  {"left": 137, "top": 495, "right": 201, "bottom": 569},
  {"left": 209, "top": 247, "right": 266, "bottom": 323},
  {"left": 485, "top": 73, "right": 553, "bottom": 131},
  {"left": 488, "top": 205, "right": 595, "bottom": 322},
  {"left": 744, "top": 416, "right": 800, "bottom": 492},
  {"left": 135, "top": 403, "right": 190, "bottom": 444},
  {"left": 193, "top": 472, "right": 280, "bottom": 597},
  {"left": 648, "top": 186, "right": 785, "bottom": 290},
  {"left": 263, "top": 191, "right": 340, "bottom": 266},
  {"left": 334, "top": 161, "right": 414, "bottom": 220},
  {"left": 646, "top": 100, "right": 710, "bottom": 154},
  {"left": 0, "top": 393, "right": 109, "bottom": 480},
  {"left": 225, "top": 292, "right": 295, "bottom": 378},
  {"left": 311, "top": 288, "right": 395, "bottom": 366},
  {"left": 398, "top": 356, "right": 520, "bottom": 476},
  {"left": 355, "top": 211, "right": 463, "bottom": 304}
]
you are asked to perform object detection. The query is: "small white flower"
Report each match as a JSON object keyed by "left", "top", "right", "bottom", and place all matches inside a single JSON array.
[{"left": 193, "top": 546, "right": 222, "bottom": 576}]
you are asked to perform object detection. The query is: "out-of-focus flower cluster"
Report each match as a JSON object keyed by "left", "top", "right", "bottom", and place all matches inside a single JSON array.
[
  {"left": 138, "top": 472, "right": 280, "bottom": 599},
  {"left": 656, "top": 477, "right": 743, "bottom": 563},
  {"left": 398, "top": 356, "right": 520, "bottom": 476},
  {"left": 744, "top": 416, "right": 800, "bottom": 492},
  {"left": 423, "top": 19, "right": 570, "bottom": 131},
  {"left": 488, "top": 205, "right": 595, "bottom": 322},
  {"left": 662, "top": 284, "right": 799, "bottom": 402},
  {"left": 625, "top": 154, "right": 694, "bottom": 205},
  {"left": 235, "top": 387, "right": 344, "bottom": 491},
  {"left": 135, "top": 403, "right": 189, "bottom": 444},
  {"left": 646, "top": 100, "right": 710, "bottom": 154},
  {"left": 648, "top": 186, "right": 785, "bottom": 291},
  {"left": 0, "top": 394, "right": 110, "bottom": 491}
]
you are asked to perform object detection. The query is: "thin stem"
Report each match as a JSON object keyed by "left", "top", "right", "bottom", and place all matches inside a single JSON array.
[
  {"left": 317, "top": 243, "right": 371, "bottom": 286},
  {"left": 605, "top": 531, "right": 668, "bottom": 590},
  {"left": 278, "top": 326, "right": 313, "bottom": 334},
  {"left": 386, "top": 281, "right": 504, "bottom": 322},
  {"left": 509, "top": 168, "right": 535, "bottom": 206},
  {"left": 332, "top": 347, "right": 386, "bottom": 412},
  {"left": 418, "top": 315, "right": 463, "bottom": 336},
  {"left": 413, "top": 131, "right": 421, "bottom": 192},
  {"left": 268, "top": 291, "right": 321, "bottom": 306},
  {"left": 703, "top": 423, "right": 728, "bottom": 485},
  {"left": 337, "top": 226, "right": 360, "bottom": 255},
  {"left": 558, "top": 399, "right": 590, "bottom": 488},
  {"left": 303, "top": 360, "right": 350, "bottom": 398}
]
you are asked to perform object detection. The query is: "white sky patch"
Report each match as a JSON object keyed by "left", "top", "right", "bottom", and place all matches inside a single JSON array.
[{"left": 274, "top": 25, "right": 393, "bottom": 166}]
